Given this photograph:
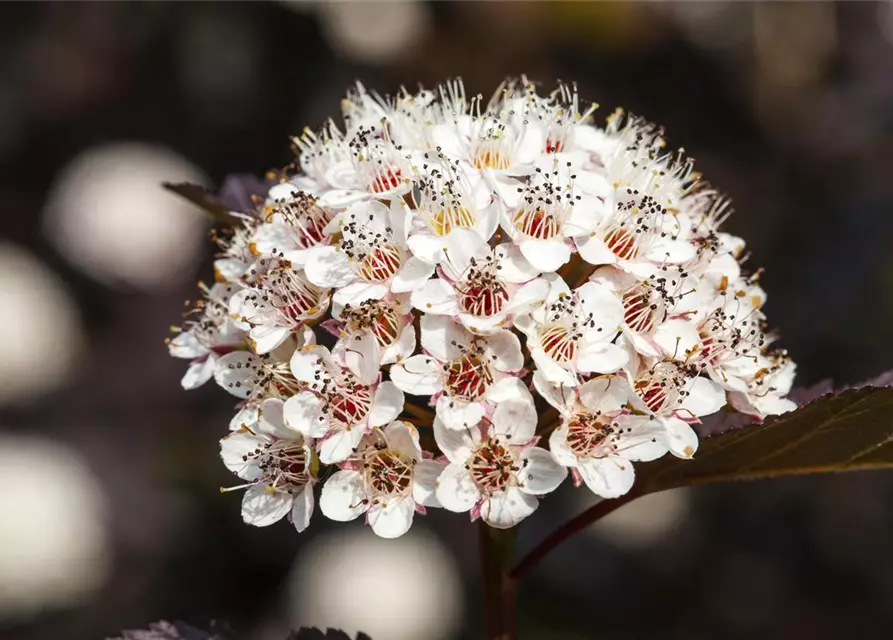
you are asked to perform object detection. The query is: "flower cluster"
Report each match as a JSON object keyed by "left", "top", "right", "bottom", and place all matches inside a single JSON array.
[{"left": 169, "top": 78, "right": 796, "bottom": 537}]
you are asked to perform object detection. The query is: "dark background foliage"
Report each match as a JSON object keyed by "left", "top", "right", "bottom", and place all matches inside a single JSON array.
[{"left": 2, "top": 2, "right": 893, "bottom": 639}]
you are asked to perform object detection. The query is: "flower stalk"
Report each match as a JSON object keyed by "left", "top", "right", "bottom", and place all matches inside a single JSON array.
[{"left": 480, "top": 523, "right": 518, "bottom": 640}]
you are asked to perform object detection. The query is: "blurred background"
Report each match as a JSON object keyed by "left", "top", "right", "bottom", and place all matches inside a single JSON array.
[{"left": 3, "top": 2, "right": 893, "bottom": 639}]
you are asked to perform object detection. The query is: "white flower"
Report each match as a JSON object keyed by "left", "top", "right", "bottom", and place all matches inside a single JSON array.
[
  {"left": 168, "top": 282, "right": 245, "bottom": 389},
  {"left": 319, "top": 421, "right": 444, "bottom": 538},
  {"left": 728, "top": 353, "right": 797, "bottom": 419},
  {"left": 575, "top": 186, "right": 696, "bottom": 278},
  {"left": 405, "top": 158, "right": 498, "bottom": 264},
  {"left": 329, "top": 293, "right": 416, "bottom": 365},
  {"left": 229, "top": 260, "right": 329, "bottom": 354},
  {"left": 251, "top": 186, "right": 334, "bottom": 266},
  {"left": 304, "top": 199, "right": 434, "bottom": 306},
  {"left": 219, "top": 397, "right": 317, "bottom": 531},
  {"left": 520, "top": 277, "right": 628, "bottom": 387},
  {"left": 534, "top": 372, "right": 667, "bottom": 498},
  {"left": 434, "top": 389, "right": 567, "bottom": 529},
  {"left": 390, "top": 315, "right": 524, "bottom": 430},
  {"left": 411, "top": 228, "right": 548, "bottom": 334},
  {"left": 213, "top": 223, "right": 259, "bottom": 283},
  {"left": 284, "top": 335, "right": 405, "bottom": 464},
  {"left": 214, "top": 345, "right": 308, "bottom": 401}
]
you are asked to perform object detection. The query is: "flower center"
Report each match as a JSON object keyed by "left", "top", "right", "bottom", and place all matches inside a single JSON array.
[
  {"left": 622, "top": 286, "right": 659, "bottom": 334},
  {"left": 249, "top": 439, "right": 310, "bottom": 492},
  {"left": 358, "top": 244, "right": 404, "bottom": 282},
  {"left": 431, "top": 206, "right": 476, "bottom": 236},
  {"left": 473, "top": 147, "right": 511, "bottom": 171},
  {"left": 513, "top": 208, "right": 560, "bottom": 240},
  {"left": 326, "top": 385, "right": 373, "bottom": 426},
  {"left": 605, "top": 225, "right": 639, "bottom": 260},
  {"left": 458, "top": 276, "right": 509, "bottom": 317},
  {"left": 469, "top": 439, "right": 517, "bottom": 493},
  {"left": 268, "top": 193, "right": 333, "bottom": 249},
  {"left": 364, "top": 447, "right": 414, "bottom": 498},
  {"left": 634, "top": 363, "right": 686, "bottom": 414},
  {"left": 368, "top": 168, "right": 403, "bottom": 194},
  {"left": 444, "top": 352, "right": 493, "bottom": 401},
  {"left": 343, "top": 300, "right": 402, "bottom": 348},
  {"left": 565, "top": 413, "right": 612, "bottom": 459},
  {"left": 540, "top": 324, "right": 578, "bottom": 363}
]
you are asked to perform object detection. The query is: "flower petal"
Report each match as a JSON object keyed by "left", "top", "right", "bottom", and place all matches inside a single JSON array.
[
  {"left": 392, "top": 256, "right": 436, "bottom": 293},
  {"left": 368, "top": 382, "right": 405, "bottom": 428},
  {"left": 519, "top": 239, "right": 572, "bottom": 272},
  {"left": 241, "top": 485, "right": 293, "bottom": 526},
  {"left": 680, "top": 377, "right": 726, "bottom": 418},
  {"left": 319, "top": 470, "right": 366, "bottom": 522},
  {"left": 413, "top": 459, "right": 446, "bottom": 507},
  {"left": 485, "top": 330, "right": 524, "bottom": 372},
  {"left": 291, "top": 485, "right": 315, "bottom": 533},
  {"left": 491, "top": 397, "right": 537, "bottom": 443},
  {"left": 481, "top": 487, "right": 538, "bottom": 529},
  {"left": 304, "top": 245, "right": 354, "bottom": 288},
  {"left": 434, "top": 416, "right": 478, "bottom": 463},
  {"left": 382, "top": 420, "right": 421, "bottom": 459},
  {"left": 283, "top": 392, "right": 328, "bottom": 438},
  {"left": 517, "top": 447, "right": 567, "bottom": 495},
  {"left": 436, "top": 395, "right": 486, "bottom": 431},
  {"left": 368, "top": 498, "right": 415, "bottom": 539},
  {"left": 214, "top": 351, "right": 260, "bottom": 399},
  {"left": 579, "top": 376, "right": 631, "bottom": 415},
  {"left": 389, "top": 354, "right": 443, "bottom": 396},
  {"left": 662, "top": 416, "right": 699, "bottom": 459},
  {"left": 181, "top": 355, "right": 217, "bottom": 390},
  {"left": 435, "top": 463, "right": 481, "bottom": 513},
  {"left": 411, "top": 278, "right": 459, "bottom": 315},
  {"left": 577, "top": 457, "right": 635, "bottom": 499},
  {"left": 421, "top": 314, "right": 469, "bottom": 362},
  {"left": 577, "top": 343, "right": 629, "bottom": 374},
  {"left": 653, "top": 319, "right": 701, "bottom": 361},
  {"left": 319, "top": 426, "right": 365, "bottom": 464}
]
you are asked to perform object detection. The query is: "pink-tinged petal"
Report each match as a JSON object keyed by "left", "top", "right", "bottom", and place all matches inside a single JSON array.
[
  {"left": 241, "top": 485, "right": 293, "bottom": 526},
  {"left": 283, "top": 392, "right": 328, "bottom": 438},
  {"left": 495, "top": 242, "right": 541, "bottom": 283},
  {"left": 333, "top": 282, "right": 389, "bottom": 307},
  {"left": 214, "top": 351, "right": 260, "bottom": 399},
  {"left": 413, "top": 459, "right": 446, "bottom": 508},
  {"left": 661, "top": 416, "right": 699, "bottom": 459},
  {"left": 679, "top": 377, "right": 726, "bottom": 418},
  {"left": 421, "top": 314, "right": 469, "bottom": 362},
  {"left": 486, "top": 330, "right": 524, "bottom": 373},
  {"left": 577, "top": 343, "right": 629, "bottom": 375},
  {"left": 368, "top": 498, "right": 415, "bottom": 539},
  {"left": 304, "top": 245, "right": 354, "bottom": 288},
  {"left": 579, "top": 376, "right": 631, "bottom": 415},
  {"left": 481, "top": 487, "right": 538, "bottom": 529},
  {"left": 436, "top": 395, "right": 485, "bottom": 431},
  {"left": 291, "top": 485, "right": 315, "bottom": 533},
  {"left": 383, "top": 421, "right": 421, "bottom": 459},
  {"left": 181, "top": 355, "right": 217, "bottom": 390},
  {"left": 549, "top": 426, "right": 580, "bottom": 467},
  {"left": 392, "top": 256, "right": 436, "bottom": 293},
  {"left": 368, "top": 382, "right": 405, "bottom": 428},
  {"left": 517, "top": 447, "right": 567, "bottom": 495},
  {"left": 491, "top": 397, "right": 537, "bottom": 443},
  {"left": 434, "top": 415, "right": 478, "bottom": 463},
  {"left": 319, "top": 470, "right": 366, "bottom": 522},
  {"left": 319, "top": 426, "right": 365, "bottom": 464},
  {"left": 249, "top": 324, "right": 292, "bottom": 355},
  {"left": 435, "top": 463, "right": 481, "bottom": 513},
  {"left": 519, "top": 239, "right": 572, "bottom": 273},
  {"left": 411, "top": 278, "right": 459, "bottom": 315},
  {"left": 577, "top": 457, "right": 635, "bottom": 499},
  {"left": 390, "top": 354, "right": 443, "bottom": 396},
  {"left": 653, "top": 319, "right": 701, "bottom": 361},
  {"left": 575, "top": 235, "right": 618, "bottom": 266}
]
